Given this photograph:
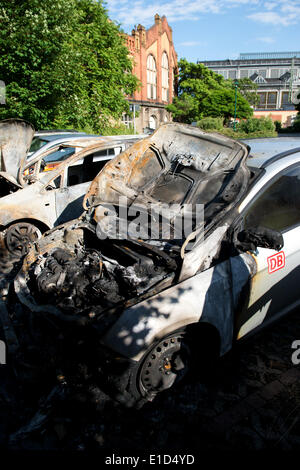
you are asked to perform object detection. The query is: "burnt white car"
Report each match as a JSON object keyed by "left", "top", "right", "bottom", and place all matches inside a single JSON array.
[
  {"left": 0, "top": 119, "right": 143, "bottom": 256},
  {"left": 13, "top": 124, "right": 300, "bottom": 407}
]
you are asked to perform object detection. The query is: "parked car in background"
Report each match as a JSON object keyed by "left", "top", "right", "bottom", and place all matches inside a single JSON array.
[
  {"left": 26, "top": 133, "right": 100, "bottom": 175},
  {"left": 14, "top": 124, "right": 300, "bottom": 407},
  {"left": 27, "top": 129, "right": 88, "bottom": 158}
]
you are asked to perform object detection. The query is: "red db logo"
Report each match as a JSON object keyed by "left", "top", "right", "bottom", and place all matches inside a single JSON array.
[{"left": 267, "top": 251, "right": 285, "bottom": 274}]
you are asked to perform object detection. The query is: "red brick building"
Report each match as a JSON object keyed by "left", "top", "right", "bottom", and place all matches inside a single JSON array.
[{"left": 123, "top": 14, "right": 178, "bottom": 133}]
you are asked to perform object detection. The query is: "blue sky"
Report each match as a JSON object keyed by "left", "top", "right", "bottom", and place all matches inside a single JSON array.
[{"left": 105, "top": 0, "right": 300, "bottom": 62}]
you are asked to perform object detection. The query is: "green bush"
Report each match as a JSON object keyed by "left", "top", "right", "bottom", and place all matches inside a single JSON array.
[
  {"left": 195, "top": 115, "right": 277, "bottom": 139},
  {"left": 293, "top": 115, "right": 300, "bottom": 132},
  {"left": 238, "top": 116, "right": 276, "bottom": 134},
  {"left": 215, "top": 128, "right": 277, "bottom": 139},
  {"left": 274, "top": 120, "right": 282, "bottom": 132},
  {"left": 196, "top": 115, "right": 277, "bottom": 138},
  {"left": 197, "top": 117, "right": 224, "bottom": 131}
]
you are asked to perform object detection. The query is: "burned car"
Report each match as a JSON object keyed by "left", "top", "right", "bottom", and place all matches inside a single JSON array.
[
  {"left": 0, "top": 119, "right": 143, "bottom": 257},
  {"left": 11, "top": 123, "right": 300, "bottom": 407}
]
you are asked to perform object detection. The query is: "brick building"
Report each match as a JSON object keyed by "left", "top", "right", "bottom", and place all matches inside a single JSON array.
[
  {"left": 199, "top": 52, "right": 300, "bottom": 127},
  {"left": 123, "top": 14, "right": 178, "bottom": 133}
]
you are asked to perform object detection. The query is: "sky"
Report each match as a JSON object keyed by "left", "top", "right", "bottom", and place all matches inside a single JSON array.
[{"left": 105, "top": 0, "right": 300, "bottom": 62}]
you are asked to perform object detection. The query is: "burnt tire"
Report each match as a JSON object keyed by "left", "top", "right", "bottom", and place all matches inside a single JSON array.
[
  {"left": 125, "top": 330, "right": 192, "bottom": 407},
  {"left": 5, "top": 222, "right": 41, "bottom": 258}
]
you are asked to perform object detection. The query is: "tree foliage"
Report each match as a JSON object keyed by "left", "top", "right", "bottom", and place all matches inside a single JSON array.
[
  {"left": 0, "top": 0, "right": 139, "bottom": 132},
  {"left": 167, "top": 59, "right": 253, "bottom": 123},
  {"left": 236, "top": 78, "right": 259, "bottom": 108}
]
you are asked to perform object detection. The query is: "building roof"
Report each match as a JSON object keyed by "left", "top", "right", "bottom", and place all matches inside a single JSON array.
[{"left": 239, "top": 52, "right": 300, "bottom": 60}]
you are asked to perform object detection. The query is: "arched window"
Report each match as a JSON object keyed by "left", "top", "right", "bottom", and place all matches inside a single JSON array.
[
  {"left": 162, "top": 52, "right": 169, "bottom": 102},
  {"left": 147, "top": 55, "right": 157, "bottom": 99},
  {"left": 149, "top": 115, "right": 157, "bottom": 130}
]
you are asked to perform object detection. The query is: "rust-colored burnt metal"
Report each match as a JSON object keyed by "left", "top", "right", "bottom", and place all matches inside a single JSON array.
[{"left": 83, "top": 138, "right": 152, "bottom": 209}]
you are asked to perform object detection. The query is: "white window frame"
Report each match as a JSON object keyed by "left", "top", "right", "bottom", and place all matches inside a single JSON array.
[
  {"left": 147, "top": 55, "right": 157, "bottom": 100},
  {"left": 162, "top": 52, "right": 169, "bottom": 102}
]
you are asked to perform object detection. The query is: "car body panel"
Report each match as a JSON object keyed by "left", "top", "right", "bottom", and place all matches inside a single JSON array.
[
  {"left": 102, "top": 245, "right": 255, "bottom": 361},
  {"left": 236, "top": 156, "right": 300, "bottom": 338},
  {"left": 0, "top": 180, "right": 57, "bottom": 229},
  {"left": 237, "top": 225, "right": 300, "bottom": 339},
  {"left": 242, "top": 137, "right": 300, "bottom": 160}
]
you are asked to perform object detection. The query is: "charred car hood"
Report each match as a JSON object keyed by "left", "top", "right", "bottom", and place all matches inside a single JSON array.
[
  {"left": 85, "top": 123, "right": 249, "bottom": 208},
  {"left": 84, "top": 123, "right": 250, "bottom": 243},
  {"left": 0, "top": 119, "right": 34, "bottom": 191}
]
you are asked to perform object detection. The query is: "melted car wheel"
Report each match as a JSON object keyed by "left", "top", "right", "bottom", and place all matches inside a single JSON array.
[
  {"left": 137, "top": 331, "right": 191, "bottom": 399},
  {"left": 5, "top": 222, "right": 41, "bottom": 257}
]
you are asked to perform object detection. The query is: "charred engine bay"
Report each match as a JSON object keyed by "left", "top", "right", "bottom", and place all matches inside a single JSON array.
[
  {"left": 0, "top": 224, "right": 179, "bottom": 446},
  {"left": 26, "top": 226, "right": 177, "bottom": 318}
]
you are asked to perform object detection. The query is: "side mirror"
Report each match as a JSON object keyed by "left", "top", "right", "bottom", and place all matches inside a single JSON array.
[{"left": 236, "top": 226, "right": 283, "bottom": 252}]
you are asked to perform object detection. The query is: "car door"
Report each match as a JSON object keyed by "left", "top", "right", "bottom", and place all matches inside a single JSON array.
[
  {"left": 54, "top": 147, "right": 124, "bottom": 225},
  {"left": 235, "top": 163, "right": 300, "bottom": 339}
]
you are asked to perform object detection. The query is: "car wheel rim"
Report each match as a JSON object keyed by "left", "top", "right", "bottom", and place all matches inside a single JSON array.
[
  {"left": 139, "top": 332, "right": 190, "bottom": 395},
  {"left": 5, "top": 223, "right": 41, "bottom": 257}
]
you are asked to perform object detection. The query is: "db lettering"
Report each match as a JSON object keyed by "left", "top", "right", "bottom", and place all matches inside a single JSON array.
[{"left": 267, "top": 251, "right": 285, "bottom": 274}]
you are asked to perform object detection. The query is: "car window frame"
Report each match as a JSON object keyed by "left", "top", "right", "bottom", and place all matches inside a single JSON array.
[
  {"left": 62, "top": 143, "right": 128, "bottom": 188},
  {"left": 40, "top": 140, "right": 140, "bottom": 193},
  {"left": 42, "top": 145, "right": 77, "bottom": 164},
  {"left": 238, "top": 161, "right": 300, "bottom": 235}
]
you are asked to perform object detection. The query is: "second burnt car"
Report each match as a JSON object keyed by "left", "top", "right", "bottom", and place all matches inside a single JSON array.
[
  {"left": 12, "top": 123, "right": 300, "bottom": 407},
  {"left": 0, "top": 119, "right": 143, "bottom": 257}
]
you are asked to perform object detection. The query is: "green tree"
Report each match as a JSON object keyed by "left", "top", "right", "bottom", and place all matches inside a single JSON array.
[
  {"left": 52, "top": 0, "right": 139, "bottom": 132},
  {"left": 0, "top": 0, "right": 139, "bottom": 132},
  {"left": 0, "top": 0, "right": 76, "bottom": 128},
  {"left": 201, "top": 88, "right": 252, "bottom": 120},
  {"left": 167, "top": 59, "right": 253, "bottom": 123},
  {"left": 235, "top": 77, "right": 259, "bottom": 108}
]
